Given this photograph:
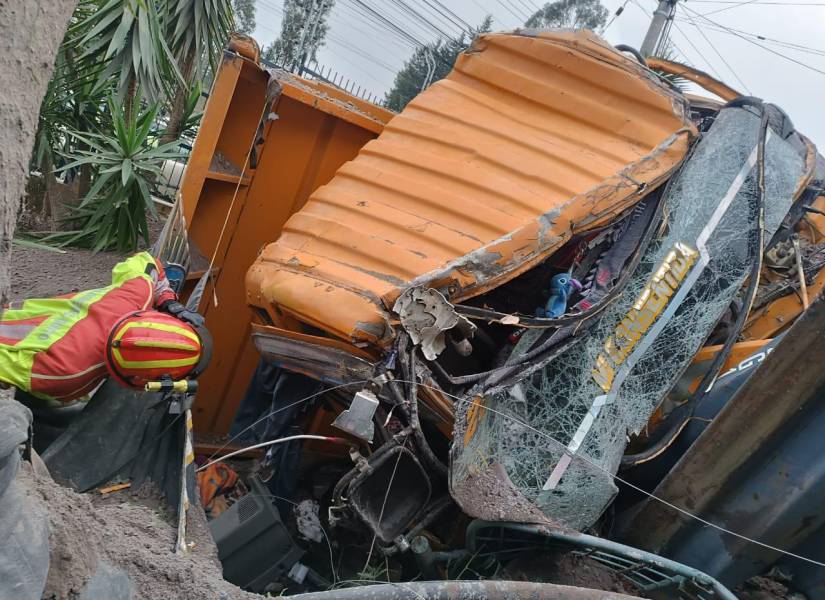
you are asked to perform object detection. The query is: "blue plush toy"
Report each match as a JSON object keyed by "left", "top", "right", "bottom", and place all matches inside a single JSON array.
[{"left": 536, "top": 273, "right": 583, "bottom": 318}]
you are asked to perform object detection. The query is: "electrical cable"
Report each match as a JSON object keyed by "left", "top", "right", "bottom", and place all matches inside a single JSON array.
[
  {"left": 332, "top": 0, "right": 419, "bottom": 49},
  {"left": 688, "top": 0, "right": 825, "bottom": 4},
  {"left": 426, "top": 0, "right": 475, "bottom": 30},
  {"left": 381, "top": 0, "right": 451, "bottom": 40},
  {"left": 361, "top": 436, "right": 409, "bottom": 572},
  {"left": 197, "top": 366, "right": 825, "bottom": 569},
  {"left": 672, "top": 16, "right": 825, "bottom": 58},
  {"left": 682, "top": 4, "right": 825, "bottom": 77},
  {"left": 196, "top": 434, "right": 353, "bottom": 472},
  {"left": 678, "top": 5, "right": 752, "bottom": 93},
  {"left": 343, "top": 0, "right": 432, "bottom": 49},
  {"left": 701, "top": 0, "right": 761, "bottom": 16},
  {"left": 202, "top": 379, "right": 371, "bottom": 464},
  {"left": 386, "top": 0, "right": 455, "bottom": 38},
  {"left": 601, "top": 0, "right": 631, "bottom": 34},
  {"left": 495, "top": 0, "right": 528, "bottom": 21},
  {"left": 669, "top": 20, "right": 726, "bottom": 80},
  {"left": 409, "top": 0, "right": 468, "bottom": 35},
  {"left": 629, "top": 0, "right": 694, "bottom": 71}
]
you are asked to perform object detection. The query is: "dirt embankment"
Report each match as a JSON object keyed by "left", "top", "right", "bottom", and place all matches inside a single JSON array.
[{"left": 18, "top": 463, "right": 263, "bottom": 600}]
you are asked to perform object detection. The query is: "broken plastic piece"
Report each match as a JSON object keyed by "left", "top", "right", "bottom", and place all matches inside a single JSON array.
[{"left": 332, "top": 389, "right": 379, "bottom": 442}]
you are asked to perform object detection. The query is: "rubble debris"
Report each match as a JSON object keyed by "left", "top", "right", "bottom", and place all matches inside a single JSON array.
[
  {"left": 734, "top": 575, "right": 806, "bottom": 600},
  {"left": 209, "top": 151, "right": 243, "bottom": 178},
  {"left": 294, "top": 499, "right": 324, "bottom": 544}
]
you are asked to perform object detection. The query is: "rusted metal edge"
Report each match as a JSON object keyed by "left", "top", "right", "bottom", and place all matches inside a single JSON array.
[{"left": 646, "top": 57, "right": 743, "bottom": 102}]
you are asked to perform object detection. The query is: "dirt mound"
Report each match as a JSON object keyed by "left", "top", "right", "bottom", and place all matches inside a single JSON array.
[
  {"left": 502, "top": 550, "right": 640, "bottom": 596},
  {"left": 17, "top": 463, "right": 262, "bottom": 600}
]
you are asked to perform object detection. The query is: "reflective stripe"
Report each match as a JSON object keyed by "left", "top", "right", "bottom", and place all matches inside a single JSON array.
[
  {"left": 111, "top": 349, "right": 200, "bottom": 370},
  {"left": 113, "top": 320, "right": 199, "bottom": 344},
  {"left": 0, "top": 323, "right": 39, "bottom": 342},
  {"left": 131, "top": 340, "right": 200, "bottom": 351},
  {"left": 31, "top": 363, "right": 106, "bottom": 380}
]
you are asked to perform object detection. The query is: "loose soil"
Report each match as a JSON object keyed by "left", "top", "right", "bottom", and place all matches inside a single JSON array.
[
  {"left": 503, "top": 551, "right": 642, "bottom": 596},
  {"left": 9, "top": 218, "right": 164, "bottom": 301},
  {"left": 735, "top": 575, "right": 801, "bottom": 599},
  {"left": 18, "top": 461, "right": 264, "bottom": 600}
]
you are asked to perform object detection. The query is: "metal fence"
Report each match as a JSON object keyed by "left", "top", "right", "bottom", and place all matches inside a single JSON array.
[{"left": 260, "top": 56, "right": 387, "bottom": 107}]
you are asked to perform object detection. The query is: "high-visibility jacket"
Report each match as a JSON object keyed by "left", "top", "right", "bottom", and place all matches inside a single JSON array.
[{"left": 0, "top": 252, "right": 177, "bottom": 402}]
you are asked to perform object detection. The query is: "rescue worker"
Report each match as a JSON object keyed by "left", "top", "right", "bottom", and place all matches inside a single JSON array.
[{"left": 0, "top": 251, "right": 207, "bottom": 402}]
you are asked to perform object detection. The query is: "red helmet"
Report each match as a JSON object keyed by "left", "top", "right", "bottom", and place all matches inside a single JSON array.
[{"left": 105, "top": 310, "right": 203, "bottom": 388}]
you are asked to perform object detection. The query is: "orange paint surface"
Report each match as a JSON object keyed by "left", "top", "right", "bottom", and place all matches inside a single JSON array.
[{"left": 248, "top": 30, "right": 696, "bottom": 348}]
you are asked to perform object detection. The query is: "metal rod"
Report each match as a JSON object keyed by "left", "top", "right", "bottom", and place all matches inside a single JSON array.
[{"left": 793, "top": 236, "right": 810, "bottom": 309}]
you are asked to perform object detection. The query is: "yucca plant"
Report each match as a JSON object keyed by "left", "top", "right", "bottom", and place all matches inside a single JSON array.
[
  {"left": 69, "top": 0, "right": 183, "bottom": 115},
  {"left": 54, "top": 100, "right": 183, "bottom": 252}
]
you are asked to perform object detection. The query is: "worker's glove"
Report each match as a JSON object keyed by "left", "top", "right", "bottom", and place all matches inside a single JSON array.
[{"left": 160, "top": 300, "right": 205, "bottom": 328}]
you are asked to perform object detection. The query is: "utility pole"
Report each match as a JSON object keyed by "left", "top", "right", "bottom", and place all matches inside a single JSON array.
[{"left": 640, "top": 0, "right": 678, "bottom": 58}]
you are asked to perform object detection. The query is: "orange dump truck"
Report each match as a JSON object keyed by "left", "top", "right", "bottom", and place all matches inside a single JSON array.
[{"left": 164, "top": 30, "right": 825, "bottom": 598}]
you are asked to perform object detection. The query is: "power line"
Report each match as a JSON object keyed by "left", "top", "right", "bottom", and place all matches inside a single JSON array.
[
  {"left": 514, "top": 0, "right": 540, "bottom": 17},
  {"left": 381, "top": 0, "right": 453, "bottom": 40},
  {"left": 343, "top": 0, "right": 431, "bottom": 49},
  {"left": 700, "top": 0, "right": 761, "bottom": 16},
  {"left": 416, "top": 0, "right": 474, "bottom": 31},
  {"left": 333, "top": 1, "right": 419, "bottom": 50},
  {"left": 678, "top": 5, "right": 752, "bottom": 92},
  {"left": 629, "top": 0, "right": 695, "bottom": 72},
  {"left": 254, "top": 0, "right": 402, "bottom": 93},
  {"left": 688, "top": 0, "right": 825, "bottom": 4},
  {"left": 386, "top": 0, "right": 455, "bottom": 39},
  {"left": 601, "top": 0, "right": 631, "bottom": 34},
  {"left": 495, "top": 0, "right": 529, "bottom": 21},
  {"left": 670, "top": 20, "right": 727, "bottom": 80},
  {"left": 673, "top": 16, "right": 825, "bottom": 57},
  {"left": 682, "top": 4, "right": 825, "bottom": 77},
  {"left": 470, "top": 0, "right": 507, "bottom": 26}
]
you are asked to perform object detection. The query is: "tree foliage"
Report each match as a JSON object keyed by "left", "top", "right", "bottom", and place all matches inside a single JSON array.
[
  {"left": 70, "top": 0, "right": 182, "bottom": 108},
  {"left": 524, "top": 0, "right": 608, "bottom": 30},
  {"left": 52, "top": 101, "right": 184, "bottom": 251},
  {"left": 30, "top": 0, "right": 235, "bottom": 251},
  {"left": 169, "top": 0, "right": 234, "bottom": 81},
  {"left": 263, "top": 0, "right": 334, "bottom": 68},
  {"left": 384, "top": 16, "right": 493, "bottom": 112},
  {"left": 233, "top": 0, "right": 256, "bottom": 35}
]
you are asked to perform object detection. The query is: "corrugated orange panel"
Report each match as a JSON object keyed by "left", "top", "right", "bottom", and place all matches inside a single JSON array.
[{"left": 248, "top": 30, "right": 696, "bottom": 347}]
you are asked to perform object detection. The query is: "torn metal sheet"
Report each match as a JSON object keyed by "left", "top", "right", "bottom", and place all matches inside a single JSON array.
[
  {"left": 247, "top": 29, "right": 696, "bottom": 347},
  {"left": 393, "top": 287, "right": 475, "bottom": 360}
]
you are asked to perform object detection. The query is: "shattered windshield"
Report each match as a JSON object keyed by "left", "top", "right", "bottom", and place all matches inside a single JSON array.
[{"left": 452, "top": 106, "right": 807, "bottom": 529}]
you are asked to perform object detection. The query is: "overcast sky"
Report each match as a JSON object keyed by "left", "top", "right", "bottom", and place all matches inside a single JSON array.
[{"left": 251, "top": 0, "right": 825, "bottom": 147}]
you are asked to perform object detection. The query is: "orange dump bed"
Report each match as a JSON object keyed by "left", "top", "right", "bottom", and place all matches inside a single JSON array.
[{"left": 247, "top": 29, "right": 696, "bottom": 347}]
